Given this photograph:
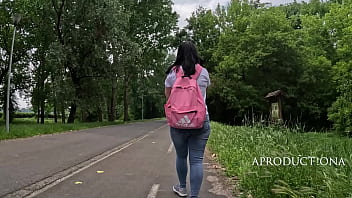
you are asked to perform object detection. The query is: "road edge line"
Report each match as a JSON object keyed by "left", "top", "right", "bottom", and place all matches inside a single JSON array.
[
  {"left": 147, "top": 184, "right": 160, "bottom": 198},
  {"left": 3, "top": 125, "right": 167, "bottom": 198},
  {"left": 167, "top": 142, "right": 173, "bottom": 154}
]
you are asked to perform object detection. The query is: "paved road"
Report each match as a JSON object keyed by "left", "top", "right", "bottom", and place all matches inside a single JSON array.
[{"left": 0, "top": 120, "right": 232, "bottom": 198}]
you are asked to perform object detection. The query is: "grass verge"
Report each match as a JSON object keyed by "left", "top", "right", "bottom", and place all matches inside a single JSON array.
[
  {"left": 208, "top": 122, "right": 352, "bottom": 198},
  {"left": 0, "top": 118, "right": 163, "bottom": 141}
]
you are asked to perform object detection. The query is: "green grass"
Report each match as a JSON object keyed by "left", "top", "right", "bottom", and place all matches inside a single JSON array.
[
  {"left": 0, "top": 118, "right": 163, "bottom": 140},
  {"left": 208, "top": 122, "right": 352, "bottom": 198}
]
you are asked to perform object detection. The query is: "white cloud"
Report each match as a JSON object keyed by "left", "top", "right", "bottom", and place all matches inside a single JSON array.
[
  {"left": 262, "top": 0, "right": 301, "bottom": 5},
  {"left": 172, "top": 0, "right": 299, "bottom": 28},
  {"left": 173, "top": 0, "right": 231, "bottom": 28},
  {"left": 173, "top": 3, "right": 199, "bottom": 28}
]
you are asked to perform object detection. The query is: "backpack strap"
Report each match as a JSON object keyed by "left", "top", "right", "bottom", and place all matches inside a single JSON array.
[
  {"left": 192, "top": 64, "right": 203, "bottom": 80},
  {"left": 174, "top": 64, "right": 203, "bottom": 80}
]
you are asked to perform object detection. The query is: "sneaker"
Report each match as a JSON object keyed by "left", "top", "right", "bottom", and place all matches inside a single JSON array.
[{"left": 172, "top": 184, "right": 187, "bottom": 197}]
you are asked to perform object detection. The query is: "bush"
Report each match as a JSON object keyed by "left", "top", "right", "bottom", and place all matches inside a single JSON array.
[
  {"left": 328, "top": 62, "right": 352, "bottom": 136},
  {"left": 14, "top": 113, "right": 36, "bottom": 118},
  {"left": 328, "top": 95, "right": 352, "bottom": 136}
]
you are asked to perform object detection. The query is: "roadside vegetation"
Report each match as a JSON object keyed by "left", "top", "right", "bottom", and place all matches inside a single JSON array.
[
  {"left": 208, "top": 122, "right": 352, "bottom": 198},
  {"left": 0, "top": 117, "right": 162, "bottom": 140},
  {"left": 0, "top": 118, "right": 123, "bottom": 140}
]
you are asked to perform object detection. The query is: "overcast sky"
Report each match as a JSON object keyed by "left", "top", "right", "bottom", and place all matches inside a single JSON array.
[{"left": 172, "top": 0, "right": 299, "bottom": 28}]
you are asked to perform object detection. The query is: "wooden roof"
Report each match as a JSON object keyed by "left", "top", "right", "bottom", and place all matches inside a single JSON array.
[{"left": 265, "top": 90, "right": 284, "bottom": 98}]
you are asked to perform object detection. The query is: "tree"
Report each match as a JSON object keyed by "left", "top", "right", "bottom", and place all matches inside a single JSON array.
[
  {"left": 122, "top": 0, "right": 177, "bottom": 121},
  {"left": 50, "top": 0, "right": 129, "bottom": 123},
  {"left": 0, "top": 0, "right": 32, "bottom": 122},
  {"left": 186, "top": 6, "right": 223, "bottom": 72},
  {"left": 22, "top": 0, "right": 57, "bottom": 124},
  {"left": 326, "top": 1, "right": 352, "bottom": 134},
  {"left": 210, "top": 4, "right": 304, "bottom": 124},
  {"left": 292, "top": 14, "right": 336, "bottom": 129}
]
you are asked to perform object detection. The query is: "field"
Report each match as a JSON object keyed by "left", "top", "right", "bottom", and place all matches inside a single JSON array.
[
  {"left": 208, "top": 122, "right": 352, "bottom": 198},
  {"left": 0, "top": 118, "right": 126, "bottom": 140}
]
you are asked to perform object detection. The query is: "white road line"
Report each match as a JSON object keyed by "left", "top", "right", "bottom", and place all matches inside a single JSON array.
[
  {"left": 147, "top": 184, "right": 160, "bottom": 198},
  {"left": 4, "top": 124, "right": 168, "bottom": 198},
  {"left": 167, "top": 142, "right": 173, "bottom": 154}
]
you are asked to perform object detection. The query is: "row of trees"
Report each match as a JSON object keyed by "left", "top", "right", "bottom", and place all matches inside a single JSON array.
[
  {"left": 0, "top": 0, "right": 177, "bottom": 123},
  {"left": 185, "top": 0, "right": 351, "bottom": 133},
  {"left": 1, "top": 0, "right": 351, "bottom": 133}
]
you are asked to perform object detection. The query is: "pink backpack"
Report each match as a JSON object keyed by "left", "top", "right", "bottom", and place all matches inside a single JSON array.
[{"left": 164, "top": 64, "right": 206, "bottom": 129}]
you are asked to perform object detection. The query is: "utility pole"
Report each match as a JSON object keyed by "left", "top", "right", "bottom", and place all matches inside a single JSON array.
[{"left": 6, "top": 14, "right": 21, "bottom": 133}]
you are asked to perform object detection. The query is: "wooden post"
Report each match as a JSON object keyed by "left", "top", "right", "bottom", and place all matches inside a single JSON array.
[{"left": 265, "top": 90, "right": 284, "bottom": 123}]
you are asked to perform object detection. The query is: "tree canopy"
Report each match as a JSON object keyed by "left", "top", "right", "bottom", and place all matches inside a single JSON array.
[
  {"left": 186, "top": 0, "right": 351, "bottom": 133},
  {"left": 1, "top": 0, "right": 351, "bottom": 134}
]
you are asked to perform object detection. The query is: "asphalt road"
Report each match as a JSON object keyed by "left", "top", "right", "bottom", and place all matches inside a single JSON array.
[{"left": 0, "top": 120, "right": 232, "bottom": 198}]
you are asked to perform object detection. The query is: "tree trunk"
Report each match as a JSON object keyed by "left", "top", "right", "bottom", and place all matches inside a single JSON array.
[
  {"left": 53, "top": 79, "right": 58, "bottom": 123},
  {"left": 2, "top": 93, "right": 6, "bottom": 120},
  {"left": 61, "top": 102, "right": 66, "bottom": 123},
  {"left": 54, "top": 104, "right": 58, "bottom": 123},
  {"left": 98, "top": 107, "right": 103, "bottom": 122},
  {"left": 123, "top": 76, "right": 129, "bottom": 121},
  {"left": 66, "top": 68, "right": 80, "bottom": 123},
  {"left": 37, "top": 104, "right": 40, "bottom": 124},
  {"left": 108, "top": 76, "right": 117, "bottom": 121},
  {"left": 9, "top": 99, "right": 14, "bottom": 123},
  {"left": 40, "top": 76, "right": 45, "bottom": 124},
  {"left": 67, "top": 103, "right": 76, "bottom": 123},
  {"left": 2, "top": 95, "right": 14, "bottom": 123},
  {"left": 40, "top": 98, "right": 45, "bottom": 124},
  {"left": 81, "top": 110, "right": 88, "bottom": 122}
]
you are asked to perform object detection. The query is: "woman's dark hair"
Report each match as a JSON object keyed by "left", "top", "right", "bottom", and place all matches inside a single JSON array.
[{"left": 166, "top": 41, "right": 204, "bottom": 75}]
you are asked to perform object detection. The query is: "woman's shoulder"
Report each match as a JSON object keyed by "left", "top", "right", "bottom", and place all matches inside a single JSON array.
[
  {"left": 200, "top": 67, "right": 209, "bottom": 76},
  {"left": 166, "top": 69, "right": 177, "bottom": 79},
  {"left": 198, "top": 66, "right": 210, "bottom": 86}
]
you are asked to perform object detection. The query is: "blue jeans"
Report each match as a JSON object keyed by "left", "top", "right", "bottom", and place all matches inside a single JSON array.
[{"left": 170, "top": 115, "right": 210, "bottom": 198}]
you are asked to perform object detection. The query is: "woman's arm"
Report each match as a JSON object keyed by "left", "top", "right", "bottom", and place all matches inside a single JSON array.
[{"left": 165, "top": 87, "right": 171, "bottom": 100}]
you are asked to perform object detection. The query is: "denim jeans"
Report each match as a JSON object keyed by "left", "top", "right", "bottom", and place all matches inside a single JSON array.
[{"left": 170, "top": 115, "right": 211, "bottom": 198}]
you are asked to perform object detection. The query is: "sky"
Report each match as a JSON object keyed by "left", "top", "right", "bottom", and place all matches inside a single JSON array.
[{"left": 172, "top": 0, "right": 299, "bottom": 28}]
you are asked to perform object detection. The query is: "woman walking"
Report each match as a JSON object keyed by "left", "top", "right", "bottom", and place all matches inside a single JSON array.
[{"left": 164, "top": 41, "right": 211, "bottom": 198}]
